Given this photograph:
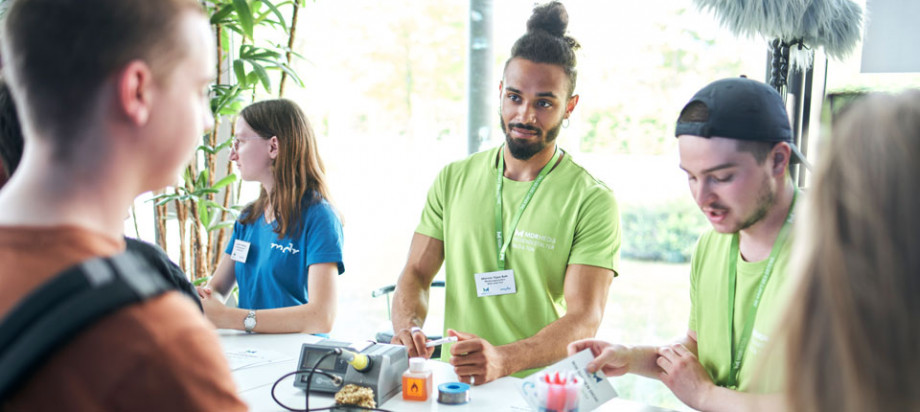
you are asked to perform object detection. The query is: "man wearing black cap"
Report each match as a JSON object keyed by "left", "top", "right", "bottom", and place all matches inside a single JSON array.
[{"left": 569, "top": 77, "right": 795, "bottom": 410}]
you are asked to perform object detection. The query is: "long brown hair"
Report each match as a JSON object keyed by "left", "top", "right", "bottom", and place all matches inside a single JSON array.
[
  {"left": 238, "top": 99, "right": 337, "bottom": 238},
  {"left": 784, "top": 90, "right": 920, "bottom": 411}
]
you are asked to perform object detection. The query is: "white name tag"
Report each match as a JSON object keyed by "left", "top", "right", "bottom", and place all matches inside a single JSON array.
[
  {"left": 474, "top": 269, "right": 516, "bottom": 297},
  {"left": 230, "top": 240, "right": 251, "bottom": 263}
]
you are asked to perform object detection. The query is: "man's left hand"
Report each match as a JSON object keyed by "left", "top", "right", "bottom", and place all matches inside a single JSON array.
[
  {"left": 447, "top": 329, "right": 508, "bottom": 385},
  {"left": 656, "top": 343, "right": 715, "bottom": 410}
]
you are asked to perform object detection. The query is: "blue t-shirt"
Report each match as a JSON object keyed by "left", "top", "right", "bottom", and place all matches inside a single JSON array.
[{"left": 225, "top": 198, "right": 344, "bottom": 310}]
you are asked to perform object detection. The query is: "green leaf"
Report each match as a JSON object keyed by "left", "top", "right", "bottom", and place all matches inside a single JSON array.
[
  {"left": 212, "top": 83, "right": 244, "bottom": 115},
  {"left": 199, "top": 201, "right": 212, "bottom": 229},
  {"left": 197, "top": 144, "right": 217, "bottom": 155},
  {"left": 273, "top": 62, "right": 303, "bottom": 86},
  {"left": 220, "top": 27, "right": 232, "bottom": 52},
  {"left": 155, "top": 197, "right": 175, "bottom": 207},
  {"left": 239, "top": 45, "right": 281, "bottom": 61},
  {"left": 223, "top": 23, "right": 244, "bottom": 37},
  {"left": 196, "top": 169, "right": 209, "bottom": 189},
  {"left": 250, "top": 62, "right": 272, "bottom": 92},
  {"left": 217, "top": 137, "right": 234, "bottom": 151},
  {"left": 232, "top": 0, "right": 255, "bottom": 40},
  {"left": 212, "top": 173, "right": 238, "bottom": 190},
  {"left": 277, "top": 46, "right": 305, "bottom": 60},
  {"left": 238, "top": 44, "right": 253, "bottom": 57},
  {"left": 150, "top": 192, "right": 173, "bottom": 202},
  {"left": 233, "top": 60, "right": 248, "bottom": 86},
  {"left": 245, "top": 50, "right": 282, "bottom": 61},
  {"left": 198, "top": 188, "right": 221, "bottom": 195},
  {"left": 219, "top": 101, "right": 244, "bottom": 116},
  {"left": 246, "top": 71, "right": 260, "bottom": 87},
  {"left": 207, "top": 220, "right": 237, "bottom": 232},
  {"left": 210, "top": 5, "right": 234, "bottom": 24},
  {"left": 257, "top": 17, "right": 285, "bottom": 31}
]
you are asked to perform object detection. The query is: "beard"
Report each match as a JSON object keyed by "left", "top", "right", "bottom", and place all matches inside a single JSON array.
[
  {"left": 736, "top": 173, "right": 776, "bottom": 232},
  {"left": 500, "top": 114, "right": 564, "bottom": 160}
]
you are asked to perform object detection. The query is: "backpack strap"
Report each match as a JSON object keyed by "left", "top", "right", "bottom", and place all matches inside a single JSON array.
[{"left": 0, "top": 251, "right": 173, "bottom": 400}]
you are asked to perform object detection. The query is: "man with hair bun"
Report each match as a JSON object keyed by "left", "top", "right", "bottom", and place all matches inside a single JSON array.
[{"left": 391, "top": 1, "right": 620, "bottom": 384}]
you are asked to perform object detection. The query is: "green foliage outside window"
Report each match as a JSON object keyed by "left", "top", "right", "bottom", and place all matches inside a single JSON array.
[{"left": 621, "top": 199, "right": 709, "bottom": 263}]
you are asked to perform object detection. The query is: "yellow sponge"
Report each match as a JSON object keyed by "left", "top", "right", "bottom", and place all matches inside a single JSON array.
[{"left": 334, "top": 384, "right": 376, "bottom": 409}]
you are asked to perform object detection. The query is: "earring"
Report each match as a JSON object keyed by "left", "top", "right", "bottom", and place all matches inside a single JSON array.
[{"left": 563, "top": 118, "right": 570, "bottom": 129}]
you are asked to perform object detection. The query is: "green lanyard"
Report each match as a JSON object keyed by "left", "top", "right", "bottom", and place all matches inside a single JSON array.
[
  {"left": 494, "top": 145, "right": 561, "bottom": 270},
  {"left": 726, "top": 189, "right": 798, "bottom": 389}
]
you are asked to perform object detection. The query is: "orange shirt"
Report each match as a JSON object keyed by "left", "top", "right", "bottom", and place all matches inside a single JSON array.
[{"left": 0, "top": 226, "right": 247, "bottom": 411}]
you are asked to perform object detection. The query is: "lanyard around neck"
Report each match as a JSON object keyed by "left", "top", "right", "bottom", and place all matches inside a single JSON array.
[
  {"left": 726, "top": 189, "right": 798, "bottom": 389},
  {"left": 494, "top": 145, "right": 561, "bottom": 271}
]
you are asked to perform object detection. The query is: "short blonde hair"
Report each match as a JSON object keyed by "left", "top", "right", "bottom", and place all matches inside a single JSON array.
[{"left": 1, "top": 0, "right": 203, "bottom": 149}]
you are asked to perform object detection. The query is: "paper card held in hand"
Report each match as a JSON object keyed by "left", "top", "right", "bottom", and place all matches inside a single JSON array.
[{"left": 517, "top": 349, "right": 618, "bottom": 411}]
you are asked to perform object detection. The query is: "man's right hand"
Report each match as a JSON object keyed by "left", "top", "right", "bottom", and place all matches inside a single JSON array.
[
  {"left": 391, "top": 326, "right": 435, "bottom": 359},
  {"left": 567, "top": 339, "right": 631, "bottom": 377}
]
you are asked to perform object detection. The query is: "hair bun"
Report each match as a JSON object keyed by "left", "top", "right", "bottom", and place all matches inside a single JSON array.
[{"left": 526, "top": 1, "right": 568, "bottom": 38}]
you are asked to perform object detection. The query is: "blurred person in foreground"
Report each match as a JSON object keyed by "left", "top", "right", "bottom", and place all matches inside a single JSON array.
[
  {"left": 0, "top": 79, "right": 203, "bottom": 311},
  {"left": 0, "top": 0, "right": 245, "bottom": 409},
  {"left": 571, "top": 77, "right": 800, "bottom": 411},
  {"left": 0, "top": 80, "right": 23, "bottom": 190},
  {"left": 784, "top": 90, "right": 920, "bottom": 412}
]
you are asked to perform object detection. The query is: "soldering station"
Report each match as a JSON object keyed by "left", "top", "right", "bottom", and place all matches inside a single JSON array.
[
  {"left": 294, "top": 340, "right": 407, "bottom": 405},
  {"left": 271, "top": 338, "right": 472, "bottom": 411}
]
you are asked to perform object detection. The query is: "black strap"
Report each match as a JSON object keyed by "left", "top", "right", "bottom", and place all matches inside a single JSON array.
[{"left": 0, "top": 252, "right": 172, "bottom": 400}]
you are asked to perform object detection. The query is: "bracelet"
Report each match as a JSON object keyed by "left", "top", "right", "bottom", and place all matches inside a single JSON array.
[{"left": 409, "top": 326, "right": 422, "bottom": 335}]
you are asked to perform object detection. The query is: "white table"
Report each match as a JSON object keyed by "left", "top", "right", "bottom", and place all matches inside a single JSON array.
[{"left": 218, "top": 330, "right": 676, "bottom": 411}]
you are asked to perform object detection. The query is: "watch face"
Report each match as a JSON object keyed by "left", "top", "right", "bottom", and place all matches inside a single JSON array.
[{"left": 244, "top": 312, "right": 256, "bottom": 331}]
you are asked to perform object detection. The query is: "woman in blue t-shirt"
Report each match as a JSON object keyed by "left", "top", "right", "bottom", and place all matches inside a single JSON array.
[{"left": 199, "top": 99, "right": 344, "bottom": 334}]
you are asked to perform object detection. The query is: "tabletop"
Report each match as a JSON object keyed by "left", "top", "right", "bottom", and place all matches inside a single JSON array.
[{"left": 217, "top": 330, "right": 678, "bottom": 412}]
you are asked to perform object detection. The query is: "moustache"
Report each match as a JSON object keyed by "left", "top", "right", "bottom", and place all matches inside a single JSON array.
[{"left": 507, "top": 123, "right": 541, "bottom": 135}]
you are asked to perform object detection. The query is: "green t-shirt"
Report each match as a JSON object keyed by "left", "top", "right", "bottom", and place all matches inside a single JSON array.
[
  {"left": 689, "top": 229, "right": 794, "bottom": 393},
  {"left": 416, "top": 146, "right": 621, "bottom": 377}
]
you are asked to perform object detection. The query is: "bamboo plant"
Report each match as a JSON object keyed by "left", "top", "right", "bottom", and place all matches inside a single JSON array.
[{"left": 151, "top": 0, "right": 308, "bottom": 281}]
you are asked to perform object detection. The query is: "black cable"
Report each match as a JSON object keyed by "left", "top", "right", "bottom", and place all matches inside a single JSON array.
[
  {"left": 271, "top": 370, "right": 338, "bottom": 411},
  {"left": 305, "top": 351, "right": 337, "bottom": 411},
  {"left": 270, "top": 368, "right": 394, "bottom": 411},
  {"left": 270, "top": 349, "right": 394, "bottom": 412}
]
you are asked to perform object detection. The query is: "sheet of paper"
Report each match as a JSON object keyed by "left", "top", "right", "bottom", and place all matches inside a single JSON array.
[
  {"left": 517, "top": 348, "right": 618, "bottom": 411},
  {"left": 224, "top": 346, "right": 292, "bottom": 371}
]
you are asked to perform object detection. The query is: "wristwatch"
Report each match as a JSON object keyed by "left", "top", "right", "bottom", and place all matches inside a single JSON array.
[{"left": 243, "top": 310, "right": 257, "bottom": 333}]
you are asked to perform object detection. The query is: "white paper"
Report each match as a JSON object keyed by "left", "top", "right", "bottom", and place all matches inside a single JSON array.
[
  {"left": 224, "top": 346, "right": 291, "bottom": 371},
  {"left": 518, "top": 349, "right": 618, "bottom": 411}
]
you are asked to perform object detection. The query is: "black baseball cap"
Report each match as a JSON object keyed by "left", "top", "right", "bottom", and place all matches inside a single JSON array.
[{"left": 675, "top": 77, "right": 807, "bottom": 164}]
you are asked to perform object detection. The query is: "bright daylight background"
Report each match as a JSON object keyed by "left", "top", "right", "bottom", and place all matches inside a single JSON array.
[{"left": 128, "top": 1, "right": 920, "bottom": 410}]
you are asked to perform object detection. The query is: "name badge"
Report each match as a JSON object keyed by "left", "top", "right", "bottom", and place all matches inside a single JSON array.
[
  {"left": 230, "top": 240, "right": 251, "bottom": 263},
  {"left": 474, "top": 269, "right": 516, "bottom": 297}
]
